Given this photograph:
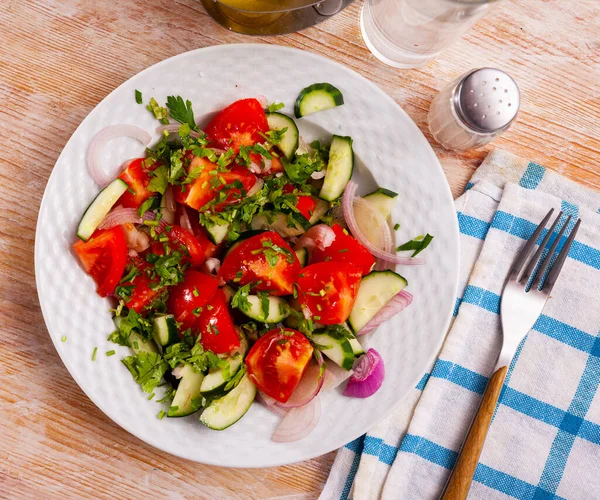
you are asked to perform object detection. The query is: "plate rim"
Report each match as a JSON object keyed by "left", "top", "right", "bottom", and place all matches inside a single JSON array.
[{"left": 34, "top": 43, "right": 460, "bottom": 467}]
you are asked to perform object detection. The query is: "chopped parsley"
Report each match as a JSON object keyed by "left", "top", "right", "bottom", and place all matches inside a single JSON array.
[
  {"left": 121, "top": 352, "right": 169, "bottom": 393},
  {"left": 396, "top": 233, "right": 434, "bottom": 257},
  {"left": 61, "top": 336, "right": 67, "bottom": 342},
  {"left": 266, "top": 102, "right": 284, "bottom": 112},
  {"left": 147, "top": 165, "right": 169, "bottom": 194},
  {"left": 394, "top": 223, "right": 401, "bottom": 231},
  {"left": 138, "top": 196, "right": 157, "bottom": 216},
  {"left": 135, "top": 89, "right": 143, "bottom": 104},
  {"left": 231, "top": 283, "right": 253, "bottom": 313},
  {"left": 166, "top": 95, "right": 197, "bottom": 130},
  {"left": 146, "top": 97, "right": 169, "bottom": 124}
]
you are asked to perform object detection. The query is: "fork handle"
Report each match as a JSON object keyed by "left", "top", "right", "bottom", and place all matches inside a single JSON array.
[{"left": 441, "top": 365, "right": 508, "bottom": 500}]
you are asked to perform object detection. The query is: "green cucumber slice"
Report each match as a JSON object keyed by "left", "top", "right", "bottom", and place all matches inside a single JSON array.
[
  {"left": 206, "top": 220, "right": 230, "bottom": 245},
  {"left": 295, "top": 247, "right": 308, "bottom": 267},
  {"left": 200, "top": 373, "right": 256, "bottom": 430},
  {"left": 295, "top": 83, "right": 344, "bottom": 118},
  {"left": 348, "top": 270, "right": 408, "bottom": 333},
  {"left": 312, "top": 327, "right": 355, "bottom": 370},
  {"left": 363, "top": 188, "right": 399, "bottom": 220},
  {"left": 113, "top": 316, "right": 159, "bottom": 354},
  {"left": 200, "top": 335, "right": 248, "bottom": 398},
  {"left": 251, "top": 211, "right": 308, "bottom": 238},
  {"left": 152, "top": 314, "right": 179, "bottom": 351},
  {"left": 168, "top": 364, "right": 204, "bottom": 417},
  {"left": 266, "top": 112, "right": 299, "bottom": 159},
  {"left": 160, "top": 192, "right": 176, "bottom": 224},
  {"left": 239, "top": 295, "right": 290, "bottom": 323},
  {"left": 319, "top": 136, "right": 353, "bottom": 202},
  {"left": 77, "top": 178, "right": 128, "bottom": 241}
]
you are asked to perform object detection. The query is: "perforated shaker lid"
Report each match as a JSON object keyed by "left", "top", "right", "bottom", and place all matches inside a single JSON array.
[{"left": 454, "top": 68, "right": 520, "bottom": 133}]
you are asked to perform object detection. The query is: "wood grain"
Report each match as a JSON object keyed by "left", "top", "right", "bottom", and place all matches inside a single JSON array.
[
  {"left": 441, "top": 366, "right": 509, "bottom": 500},
  {"left": 1, "top": 0, "right": 599, "bottom": 498}
]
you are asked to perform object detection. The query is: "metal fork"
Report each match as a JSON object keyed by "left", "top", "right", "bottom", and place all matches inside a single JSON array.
[{"left": 441, "top": 208, "right": 582, "bottom": 500}]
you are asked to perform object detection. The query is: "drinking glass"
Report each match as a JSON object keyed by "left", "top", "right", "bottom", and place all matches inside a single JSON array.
[{"left": 361, "top": 0, "right": 496, "bottom": 69}]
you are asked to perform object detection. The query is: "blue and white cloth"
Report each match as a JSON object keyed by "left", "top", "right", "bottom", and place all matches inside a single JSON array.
[{"left": 320, "top": 149, "right": 600, "bottom": 500}]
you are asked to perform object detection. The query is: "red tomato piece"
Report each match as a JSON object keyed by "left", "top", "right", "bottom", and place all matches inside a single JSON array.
[
  {"left": 175, "top": 157, "right": 256, "bottom": 211},
  {"left": 164, "top": 225, "right": 205, "bottom": 269},
  {"left": 118, "top": 158, "right": 154, "bottom": 209},
  {"left": 205, "top": 98, "right": 269, "bottom": 152},
  {"left": 183, "top": 206, "right": 220, "bottom": 259},
  {"left": 297, "top": 262, "right": 362, "bottom": 324},
  {"left": 311, "top": 224, "right": 376, "bottom": 276},
  {"left": 270, "top": 156, "right": 284, "bottom": 174},
  {"left": 196, "top": 289, "right": 240, "bottom": 354},
  {"left": 73, "top": 227, "right": 127, "bottom": 297},
  {"left": 167, "top": 270, "right": 219, "bottom": 332},
  {"left": 218, "top": 231, "right": 301, "bottom": 296},
  {"left": 282, "top": 184, "right": 317, "bottom": 221},
  {"left": 122, "top": 263, "right": 161, "bottom": 314},
  {"left": 245, "top": 328, "right": 314, "bottom": 403}
]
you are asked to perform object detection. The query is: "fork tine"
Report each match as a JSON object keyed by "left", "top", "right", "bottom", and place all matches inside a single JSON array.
[
  {"left": 541, "top": 218, "right": 581, "bottom": 292},
  {"left": 509, "top": 208, "right": 554, "bottom": 279},
  {"left": 517, "top": 211, "right": 562, "bottom": 283},
  {"left": 531, "top": 215, "right": 572, "bottom": 290}
]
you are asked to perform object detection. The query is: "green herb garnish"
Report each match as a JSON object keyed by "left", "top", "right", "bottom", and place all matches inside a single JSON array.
[
  {"left": 396, "top": 233, "right": 434, "bottom": 257},
  {"left": 135, "top": 89, "right": 143, "bottom": 104}
]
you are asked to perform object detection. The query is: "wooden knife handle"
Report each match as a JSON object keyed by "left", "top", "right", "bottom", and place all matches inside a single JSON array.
[{"left": 441, "top": 365, "right": 508, "bottom": 500}]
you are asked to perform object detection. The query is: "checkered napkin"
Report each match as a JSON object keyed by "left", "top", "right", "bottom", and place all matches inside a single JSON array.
[{"left": 320, "top": 149, "right": 600, "bottom": 500}]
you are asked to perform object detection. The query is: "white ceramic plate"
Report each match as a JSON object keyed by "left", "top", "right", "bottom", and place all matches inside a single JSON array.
[{"left": 35, "top": 44, "right": 459, "bottom": 467}]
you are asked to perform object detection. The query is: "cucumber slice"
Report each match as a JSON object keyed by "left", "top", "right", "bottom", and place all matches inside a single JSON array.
[
  {"left": 206, "top": 220, "right": 230, "bottom": 245},
  {"left": 113, "top": 316, "right": 159, "bottom": 354},
  {"left": 239, "top": 295, "right": 289, "bottom": 323},
  {"left": 200, "top": 373, "right": 256, "bottom": 430},
  {"left": 129, "top": 331, "right": 159, "bottom": 355},
  {"left": 168, "top": 364, "right": 205, "bottom": 417},
  {"left": 312, "top": 328, "right": 355, "bottom": 370},
  {"left": 200, "top": 335, "right": 249, "bottom": 398},
  {"left": 363, "top": 188, "right": 399, "bottom": 220},
  {"left": 152, "top": 314, "right": 179, "bottom": 351},
  {"left": 295, "top": 83, "right": 344, "bottom": 118},
  {"left": 77, "top": 179, "right": 129, "bottom": 241},
  {"left": 309, "top": 198, "right": 330, "bottom": 224},
  {"left": 348, "top": 270, "right": 408, "bottom": 333},
  {"left": 319, "top": 136, "right": 353, "bottom": 202},
  {"left": 251, "top": 211, "right": 307, "bottom": 238},
  {"left": 266, "top": 112, "right": 299, "bottom": 159},
  {"left": 295, "top": 247, "right": 308, "bottom": 267}
]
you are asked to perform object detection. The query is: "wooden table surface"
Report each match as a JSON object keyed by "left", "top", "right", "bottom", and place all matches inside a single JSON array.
[{"left": 2, "top": 0, "right": 599, "bottom": 498}]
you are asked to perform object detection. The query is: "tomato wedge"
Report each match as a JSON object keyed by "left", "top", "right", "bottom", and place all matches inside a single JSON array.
[
  {"left": 197, "top": 288, "right": 240, "bottom": 354},
  {"left": 163, "top": 225, "right": 205, "bottom": 269},
  {"left": 311, "top": 224, "right": 376, "bottom": 276},
  {"left": 282, "top": 184, "right": 317, "bottom": 221},
  {"left": 205, "top": 98, "right": 269, "bottom": 151},
  {"left": 297, "top": 262, "right": 362, "bottom": 324},
  {"left": 219, "top": 231, "right": 301, "bottom": 296},
  {"left": 118, "top": 158, "right": 154, "bottom": 209},
  {"left": 167, "top": 270, "right": 220, "bottom": 332},
  {"left": 175, "top": 157, "right": 256, "bottom": 211},
  {"left": 122, "top": 262, "right": 162, "bottom": 314},
  {"left": 182, "top": 206, "right": 220, "bottom": 259},
  {"left": 73, "top": 227, "right": 127, "bottom": 297},
  {"left": 245, "top": 328, "right": 314, "bottom": 403}
]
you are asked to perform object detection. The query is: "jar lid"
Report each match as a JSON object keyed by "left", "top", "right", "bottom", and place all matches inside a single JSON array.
[{"left": 454, "top": 68, "right": 520, "bottom": 133}]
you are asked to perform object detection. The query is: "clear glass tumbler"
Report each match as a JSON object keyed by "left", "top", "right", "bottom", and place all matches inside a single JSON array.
[{"left": 361, "top": 0, "right": 496, "bottom": 69}]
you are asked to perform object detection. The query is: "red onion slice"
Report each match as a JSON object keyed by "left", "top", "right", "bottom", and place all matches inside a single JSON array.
[
  {"left": 179, "top": 209, "right": 193, "bottom": 233},
  {"left": 247, "top": 177, "right": 263, "bottom": 197},
  {"left": 294, "top": 224, "right": 336, "bottom": 253},
  {"left": 98, "top": 206, "right": 143, "bottom": 229},
  {"left": 87, "top": 125, "right": 152, "bottom": 187},
  {"left": 272, "top": 396, "right": 321, "bottom": 443},
  {"left": 205, "top": 257, "right": 221, "bottom": 275},
  {"left": 342, "top": 181, "right": 425, "bottom": 266},
  {"left": 358, "top": 290, "right": 413, "bottom": 336},
  {"left": 255, "top": 95, "right": 268, "bottom": 108},
  {"left": 275, "top": 356, "right": 324, "bottom": 409},
  {"left": 322, "top": 362, "right": 354, "bottom": 391},
  {"left": 343, "top": 349, "right": 385, "bottom": 398},
  {"left": 256, "top": 391, "right": 289, "bottom": 418},
  {"left": 121, "top": 222, "right": 150, "bottom": 252},
  {"left": 164, "top": 185, "right": 176, "bottom": 212}
]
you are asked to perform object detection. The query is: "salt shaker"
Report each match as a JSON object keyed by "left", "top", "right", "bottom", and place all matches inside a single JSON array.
[{"left": 428, "top": 68, "right": 520, "bottom": 151}]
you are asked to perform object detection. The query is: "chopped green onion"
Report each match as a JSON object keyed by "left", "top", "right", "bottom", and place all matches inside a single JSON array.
[{"left": 92, "top": 347, "right": 98, "bottom": 361}]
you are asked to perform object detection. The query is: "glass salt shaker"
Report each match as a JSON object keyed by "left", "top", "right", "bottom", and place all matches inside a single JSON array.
[{"left": 428, "top": 68, "right": 520, "bottom": 151}]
